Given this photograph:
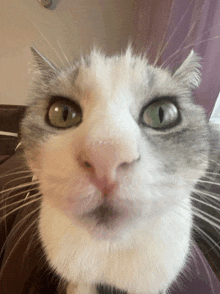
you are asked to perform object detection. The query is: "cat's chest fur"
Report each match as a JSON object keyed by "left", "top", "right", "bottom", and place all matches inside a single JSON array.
[{"left": 21, "top": 47, "right": 210, "bottom": 293}]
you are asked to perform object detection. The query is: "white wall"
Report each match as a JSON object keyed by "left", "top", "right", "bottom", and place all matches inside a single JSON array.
[{"left": 0, "top": 0, "right": 135, "bottom": 105}]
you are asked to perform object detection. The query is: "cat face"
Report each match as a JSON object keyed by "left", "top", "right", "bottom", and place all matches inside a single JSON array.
[{"left": 21, "top": 47, "right": 210, "bottom": 240}]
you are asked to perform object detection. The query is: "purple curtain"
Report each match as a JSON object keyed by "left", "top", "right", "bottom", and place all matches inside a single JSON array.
[{"left": 132, "top": 0, "right": 220, "bottom": 116}]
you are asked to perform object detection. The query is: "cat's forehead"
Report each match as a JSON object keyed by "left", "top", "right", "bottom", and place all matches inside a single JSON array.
[
  {"left": 77, "top": 50, "right": 172, "bottom": 91},
  {"left": 56, "top": 50, "right": 177, "bottom": 108}
]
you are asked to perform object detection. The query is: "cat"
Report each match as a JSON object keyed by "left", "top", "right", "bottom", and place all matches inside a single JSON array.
[
  {"left": 17, "top": 45, "right": 219, "bottom": 294},
  {"left": 1, "top": 45, "right": 220, "bottom": 294}
]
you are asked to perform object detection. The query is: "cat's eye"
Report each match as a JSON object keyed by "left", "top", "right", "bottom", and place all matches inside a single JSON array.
[
  {"left": 141, "top": 99, "right": 179, "bottom": 129},
  {"left": 47, "top": 99, "right": 82, "bottom": 128}
]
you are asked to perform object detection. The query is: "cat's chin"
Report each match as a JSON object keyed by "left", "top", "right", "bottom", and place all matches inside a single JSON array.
[
  {"left": 66, "top": 203, "right": 132, "bottom": 241},
  {"left": 81, "top": 222, "right": 128, "bottom": 241}
]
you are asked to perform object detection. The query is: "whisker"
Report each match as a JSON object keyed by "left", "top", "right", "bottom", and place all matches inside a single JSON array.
[
  {"left": 0, "top": 193, "right": 42, "bottom": 222},
  {"left": 0, "top": 169, "right": 32, "bottom": 180},
  {"left": 0, "top": 206, "right": 40, "bottom": 260},
  {"left": 0, "top": 162, "right": 32, "bottom": 177},
  {"left": 186, "top": 174, "right": 220, "bottom": 186},
  {"left": 203, "top": 174, "right": 220, "bottom": 182},
  {"left": 192, "top": 207, "right": 220, "bottom": 228},
  {"left": 57, "top": 40, "right": 71, "bottom": 66},
  {"left": 0, "top": 192, "right": 41, "bottom": 213},
  {"left": 200, "top": 177, "right": 219, "bottom": 185},
  {"left": 18, "top": 5, "right": 65, "bottom": 67},
  {"left": 178, "top": 199, "right": 220, "bottom": 229},
  {"left": 205, "top": 171, "right": 220, "bottom": 177},
  {"left": 154, "top": 0, "right": 197, "bottom": 66},
  {"left": 192, "top": 198, "right": 219, "bottom": 215},
  {"left": 0, "top": 186, "right": 40, "bottom": 205},
  {"left": 191, "top": 196, "right": 220, "bottom": 213},
  {"left": 22, "top": 227, "right": 40, "bottom": 265},
  {"left": 193, "top": 241, "right": 216, "bottom": 294},
  {"left": 192, "top": 189, "right": 220, "bottom": 202},
  {"left": 210, "top": 159, "right": 220, "bottom": 166},
  {"left": 1, "top": 174, "right": 35, "bottom": 191},
  {"left": 145, "top": 42, "right": 153, "bottom": 58},
  {"left": 0, "top": 217, "right": 39, "bottom": 279},
  {"left": 152, "top": 6, "right": 174, "bottom": 66},
  {"left": 161, "top": 6, "right": 215, "bottom": 70},
  {"left": 196, "top": 179, "right": 220, "bottom": 187},
  {"left": 161, "top": 25, "right": 197, "bottom": 70},
  {"left": 178, "top": 201, "right": 220, "bottom": 252},
  {"left": 161, "top": 36, "right": 220, "bottom": 69},
  {"left": 0, "top": 181, "right": 40, "bottom": 195},
  {"left": 193, "top": 224, "right": 220, "bottom": 254}
]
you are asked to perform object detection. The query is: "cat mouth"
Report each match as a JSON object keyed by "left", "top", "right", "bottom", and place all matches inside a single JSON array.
[
  {"left": 85, "top": 202, "right": 120, "bottom": 226},
  {"left": 77, "top": 201, "right": 128, "bottom": 239}
]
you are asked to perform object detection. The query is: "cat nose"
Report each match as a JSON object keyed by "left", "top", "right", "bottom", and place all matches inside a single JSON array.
[{"left": 77, "top": 135, "right": 140, "bottom": 195}]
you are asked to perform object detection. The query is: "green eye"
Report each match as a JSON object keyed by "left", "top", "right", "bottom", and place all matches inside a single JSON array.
[
  {"left": 48, "top": 99, "right": 82, "bottom": 128},
  {"left": 142, "top": 99, "right": 179, "bottom": 129}
]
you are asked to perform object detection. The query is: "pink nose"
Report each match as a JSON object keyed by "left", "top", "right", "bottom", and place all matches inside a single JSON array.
[
  {"left": 90, "top": 175, "right": 117, "bottom": 198},
  {"left": 78, "top": 139, "right": 139, "bottom": 197}
]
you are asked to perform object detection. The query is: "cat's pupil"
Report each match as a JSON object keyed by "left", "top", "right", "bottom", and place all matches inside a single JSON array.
[
  {"left": 158, "top": 106, "right": 164, "bottom": 123},
  {"left": 62, "top": 106, "right": 69, "bottom": 122}
]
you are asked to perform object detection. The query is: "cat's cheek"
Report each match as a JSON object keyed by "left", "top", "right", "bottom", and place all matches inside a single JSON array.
[
  {"left": 61, "top": 197, "right": 77, "bottom": 213},
  {"left": 60, "top": 196, "right": 88, "bottom": 216},
  {"left": 43, "top": 195, "right": 79, "bottom": 221},
  {"left": 60, "top": 209, "right": 75, "bottom": 221},
  {"left": 24, "top": 149, "right": 42, "bottom": 177}
]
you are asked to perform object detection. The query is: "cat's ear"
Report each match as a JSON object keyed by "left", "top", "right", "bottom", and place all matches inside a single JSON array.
[
  {"left": 31, "top": 46, "right": 58, "bottom": 79},
  {"left": 173, "top": 50, "right": 202, "bottom": 89}
]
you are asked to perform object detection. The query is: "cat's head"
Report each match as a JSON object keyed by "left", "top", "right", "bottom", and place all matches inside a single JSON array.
[{"left": 21, "top": 46, "right": 210, "bottom": 240}]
